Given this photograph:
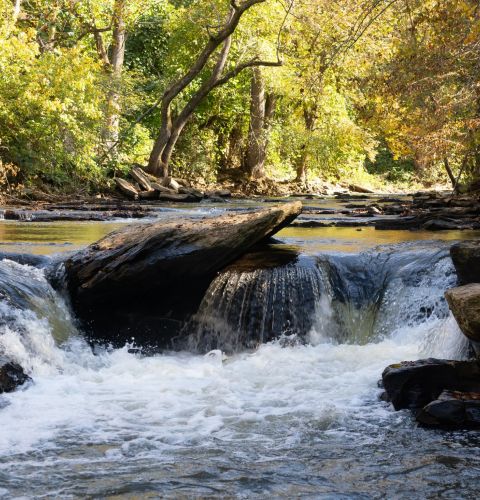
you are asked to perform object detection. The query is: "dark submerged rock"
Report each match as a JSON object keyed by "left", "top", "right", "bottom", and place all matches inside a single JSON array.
[
  {"left": 416, "top": 390, "right": 480, "bottom": 428},
  {"left": 0, "top": 362, "right": 31, "bottom": 393},
  {"left": 381, "top": 358, "right": 480, "bottom": 411}
]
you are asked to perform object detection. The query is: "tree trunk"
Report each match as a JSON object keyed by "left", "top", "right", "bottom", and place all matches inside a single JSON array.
[
  {"left": 13, "top": 0, "right": 21, "bottom": 23},
  {"left": 295, "top": 104, "right": 316, "bottom": 183},
  {"left": 295, "top": 148, "right": 308, "bottom": 184},
  {"left": 245, "top": 68, "right": 275, "bottom": 179},
  {"left": 226, "top": 124, "right": 244, "bottom": 170},
  {"left": 102, "top": 0, "right": 126, "bottom": 158},
  {"left": 443, "top": 157, "right": 456, "bottom": 187},
  {"left": 145, "top": 1, "right": 281, "bottom": 177}
]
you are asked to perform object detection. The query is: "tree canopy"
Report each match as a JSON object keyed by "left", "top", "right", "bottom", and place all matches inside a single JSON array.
[{"left": 1, "top": 0, "right": 479, "bottom": 194}]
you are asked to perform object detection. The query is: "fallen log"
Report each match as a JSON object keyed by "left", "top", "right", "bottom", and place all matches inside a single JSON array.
[
  {"left": 115, "top": 178, "right": 139, "bottom": 200},
  {"left": 151, "top": 182, "right": 177, "bottom": 195},
  {"left": 130, "top": 166, "right": 153, "bottom": 192},
  {"left": 162, "top": 176, "right": 181, "bottom": 191},
  {"left": 63, "top": 202, "right": 302, "bottom": 346}
]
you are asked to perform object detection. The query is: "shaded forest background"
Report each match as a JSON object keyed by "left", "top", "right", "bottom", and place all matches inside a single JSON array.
[{"left": 0, "top": 0, "right": 479, "bottom": 196}]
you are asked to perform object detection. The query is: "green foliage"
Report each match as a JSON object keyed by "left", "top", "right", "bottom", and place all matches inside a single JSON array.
[
  {"left": 0, "top": 0, "right": 478, "bottom": 193},
  {"left": 365, "top": 142, "right": 415, "bottom": 183},
  {"left": 0, "top": 15, "right": 104, "bottom": 189}
]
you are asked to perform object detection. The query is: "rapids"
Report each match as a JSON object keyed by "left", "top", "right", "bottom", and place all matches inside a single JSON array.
[{"left": 0, "top": 214, "right": 479, "bottom": 498}]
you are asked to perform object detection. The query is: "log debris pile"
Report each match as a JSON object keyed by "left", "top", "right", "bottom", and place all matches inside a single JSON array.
[
  {"left": 376, "top": 191, "right": 480, "bottom": 230},
  {"left": 115, "top": 166, "right": 231, "bottom": 202}
]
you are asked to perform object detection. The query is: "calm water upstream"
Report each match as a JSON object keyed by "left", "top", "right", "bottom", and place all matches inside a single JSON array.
[{"left": 0, "top": 203, "right": 480, "bottom": 498}]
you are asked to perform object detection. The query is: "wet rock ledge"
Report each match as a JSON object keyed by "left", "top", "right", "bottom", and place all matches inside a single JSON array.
[{"left": 381, "top": 239, "right": 480, "bottom": 428}]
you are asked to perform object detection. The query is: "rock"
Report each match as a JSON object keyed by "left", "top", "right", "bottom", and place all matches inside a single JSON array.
[
  {"left": 138, "top": 190, "right": 158, "bottom": 200},
  {"left": 450, "top": 240, "right": 480, "bottom": 284},
  {"left": 62, "top": 202, "right": 302, "bottom": 347},
  {"left": 157, "top": 193, "right": 197, "bottom": 202},
  {"left": 348, "top": 184, "right": 374, "bottom": 194},
  {"left": 416, "top": 390, "right": 480, "bottom": 428},
  {"left": 130, "top": 166, "right": 153, "bottom": 192},
  {"left": 381, "top": 358, "right": 480, "bottom": 410},
  {"left": 115, "top": 178, "right": 139, "bottom": 200},
  {"left": 161, "top": 177, "right": 181, "bottom": 192},
  {"left": 206, "top": 189, "right": 232, "bottom": 198},
  {"left": 445, "top": 284, "right": 480, "bottom": 354},
  {"left": 0, "top": 362, "right": 31, "bottom": 393}
]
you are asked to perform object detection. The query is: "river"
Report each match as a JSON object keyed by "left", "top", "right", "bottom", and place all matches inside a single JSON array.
[{"left": 0, "top": 201, "right": 479, "bottom": 498}]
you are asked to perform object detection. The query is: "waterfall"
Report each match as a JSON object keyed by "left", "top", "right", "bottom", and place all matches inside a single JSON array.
[
  {"left": 0, "top": 259, "right": 90, "bottom": 376},
  {"left": 183, "top": 254, "right": 327, "bottom": 352},
  {"left": 183, "top": 241, "right": 468, "bottom": 354}
]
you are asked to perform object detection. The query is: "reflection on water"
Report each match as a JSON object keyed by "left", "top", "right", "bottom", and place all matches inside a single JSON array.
[
  {"left": 0, "top": 221, "right": 125, "bottom": 255},
  {"left": 279, "top": 226, "right": 480, "bottom": 253},
  {"left": 1, "top": 219, "right": 479, "bottom": 256}
]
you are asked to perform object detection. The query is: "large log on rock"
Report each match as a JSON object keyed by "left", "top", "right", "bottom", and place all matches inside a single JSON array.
[
  {"left": 63, "top": 202, "right": 302, "bottom": 346},
  {"left": 450, "top": 240, "right": 480, "bottom": 284},
  {"left": 445, "top": 284, "right": 480, "bottom": 355}
]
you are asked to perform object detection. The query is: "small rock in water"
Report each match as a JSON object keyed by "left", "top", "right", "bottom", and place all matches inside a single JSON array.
[
  {"left": 0, "top": 362, "right": 31, "bottom": 393},
  {"left": 205, "top": 350, "right": 228, "bottom": 362},
  {"left": 416, "top": 390, "right": 480, "bottom": 428}
]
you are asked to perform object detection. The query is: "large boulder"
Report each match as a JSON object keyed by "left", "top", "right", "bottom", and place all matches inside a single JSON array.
[
  {"left": 445, "top": 284, "right": 480, "bottom": 354},
  {"left": 381, "top": 358, "right": 480, "bottom": 410},
  {"left": 62, "top": 202, "right": 302, "bottom": 347},
  {"left": 450, "top": 240, "right": 480, "bottom": 284}
]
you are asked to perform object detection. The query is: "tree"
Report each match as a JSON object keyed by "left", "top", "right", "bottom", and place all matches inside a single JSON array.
[
  {"left": 146, "top": 0, "right": 283, "bottom": 177},
  {"left": 245, "top": 67, "right": 276, "bottom": 178},
  {"left": 100, "top": 0, "right": 126, "bottom": 157},
  {"left": 362, "top": 0, "right": 480, "bottom": 187}
]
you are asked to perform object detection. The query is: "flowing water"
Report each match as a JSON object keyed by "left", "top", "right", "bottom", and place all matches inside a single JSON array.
[{"left": 1, "top": 211, "right": 480, "bottom": 498}]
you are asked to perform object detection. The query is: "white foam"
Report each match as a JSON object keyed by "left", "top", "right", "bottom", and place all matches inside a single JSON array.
[{"left": 0, "top": 312, "right": 462, "bottom": 457}]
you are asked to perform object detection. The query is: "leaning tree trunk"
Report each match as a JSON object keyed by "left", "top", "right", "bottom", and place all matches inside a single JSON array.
[
  {"left": 245, "top": 67, "right": 275, "bottom": 179},
  {"left": 145, "top": 1, "right": 282, "bottom": 178},
  {"left": 443, "top": 157, "right": 456, "bottom": 187}
]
